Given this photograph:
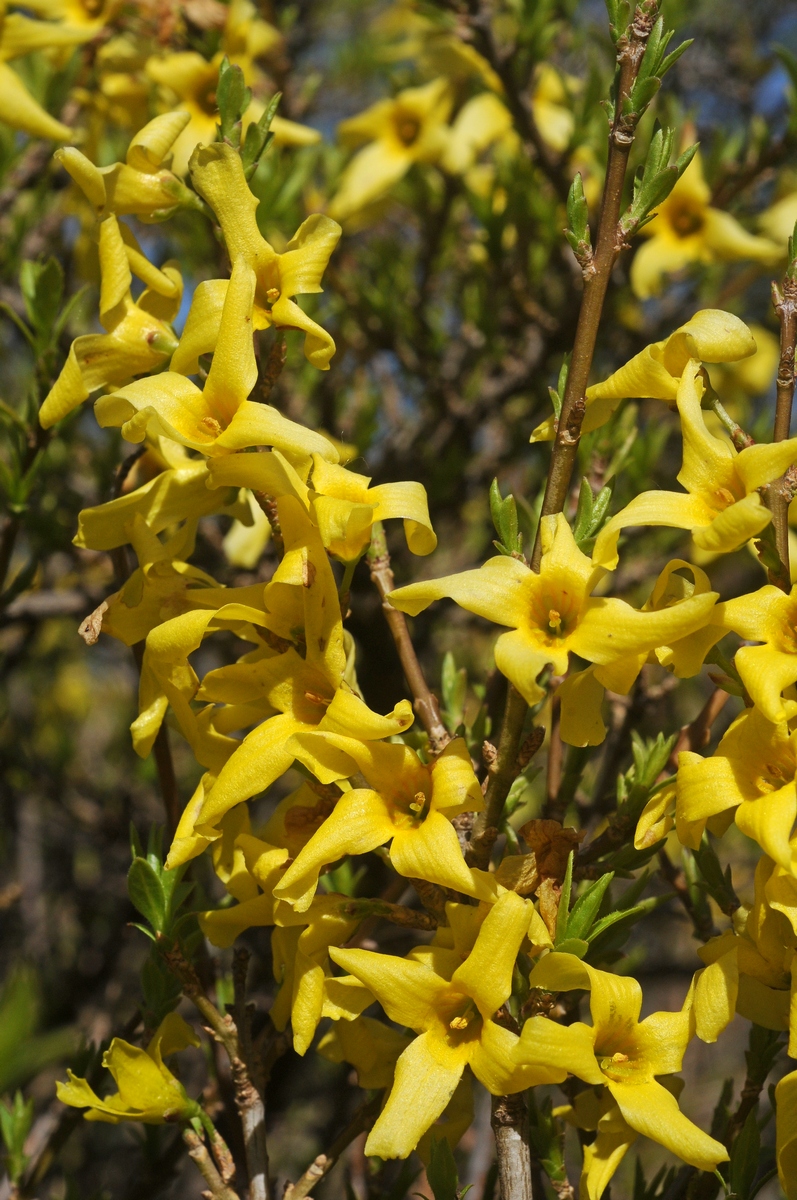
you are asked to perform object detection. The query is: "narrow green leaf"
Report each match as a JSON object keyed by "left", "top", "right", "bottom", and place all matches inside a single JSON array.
[
  {"left": 555, "top": 851, "right": 575, "bottom": 945},
  {"left": 566, "top": 872, "right": 614, "bottom": 941}
]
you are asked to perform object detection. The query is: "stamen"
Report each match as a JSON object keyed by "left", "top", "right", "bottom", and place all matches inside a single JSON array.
[
  {"left": 611, "top": 1052, "right": 629, "bottom": 1063},
  {"left": 449, "top": 1015, "right": 470, "bottom": 1030},
  {"left": 266, "top": 287, "right": 280, "bottom": 302},
  {"left": 199, "top": 416, "right": 221, "bottom": 435},
  {"left": 548, "top": 609, "right": 562, "bottom": 633},
  {"left": 408, "top": 790, "right": 427, "bottom": 814},
  {"left": 715, "top": 487, "right": 736, "bottom": 507},
  {"left": 304, "top": 690, "right": 329, "bottom": 707}
]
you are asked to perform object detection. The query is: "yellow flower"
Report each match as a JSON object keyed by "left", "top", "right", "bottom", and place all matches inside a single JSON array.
[
  {"left": 177, "top": 142, "right": 340, "bottom": 371},
  {"left": 630, "top": 152, "right": 780, "bottom": 299},
  {"left": 273, "top": 734, "right": 493, "bottom": 911},
  {"left": 710, "top": 323, "right": 779, "bottom": 402},
  {"left": 94, "top": 257, "right": 339, "bottom": 456},
  {"left": 196, "top": 811, "right": 290, "bottom": 948},
  {"left": 330, "top": 891, "right": 566, "bottom": 1159},
  {"left": 318, "top": 1015, "right": 474, "bottom": 1163},
  {"left": 56, "top": 1013, "right": 200, "bottom": 1124},
  {"left": 74, "top": 436, "right": 250, "bottom": 554},
  {"left": 715, "top": 584, "right": 797, "bottom": 725},
  {"left": 692, "top": 855, "right": 797, "bottom": 1051},
  {"left": 530, "top": 309, "right": 756, "bottom": 443},
  {"left": 592, "top": 361, "right": 797, "bottom": 570},
  {"left": 55, "top": 111, "right": 202, "bottom": 221},
  {"left": 327, "top": 78, "right": 453, "bottom": 221},
  {"left": 145, "top": 498, "right": 413, "bottom": 846},
  {"left": 23, "top": 0, "right": 116, "bottom": 34},
  {"left": 776, "top": 1068, "right": 797, "bottom": 1200},
  {"left": 270, "top": 893, "right": 371, "bottom": 1054},
  {"left": 517, "top": 953, "right": 727, "bottom": 1192},
  {"left": 205, "top": 448, "right": 436, "bottom": 563},
  {"left": 439, "top": 92, "right": 514, "bottom": 177},
  {"left": 530, "top": 64, "right": 575, "bottom": 153},
  {"left": 759, "top": 190, "right": 797, "bottom": 248},
  {"left": 146, "top": 43, "right": 318, "bottom": 177},
  {"left": 676, "top": 704, "right": 797, "bottom": 870},
  {"left": 372, "top": 1, "right": 502, "bottom": 93},
  {"left": 0, "top": 4, "right": 100, "bottom": 140},
  {"left": 388, "top": 512, "right": 717, "bottom": 745},
  {"left": 39, "top": 215, "right": 182, "bottom": 428}
]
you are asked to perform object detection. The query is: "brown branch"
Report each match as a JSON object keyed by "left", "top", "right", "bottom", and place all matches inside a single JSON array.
[
  {"left": 468, "top": 684, "right": 530, "bottom": 869},
  {"left": 531, "top": 3, "right": 659, "bottom": 569},
  {"left": 282, "top": 1096, "right": 381, "bottom": 1200},
  {"left": 491, "top": 1093, "right": 542, "bottom": 1200},
  {"left": 767, "top": 275, "right": 797, "bottom": 591},
  {"left": 542, "top": 696, "right": 563, "bottom": 821},
  {"left": 184, "top": 1130, "right": 241, "bottom": 1200},
  {"left": 336, "top": 898, "right": 439, "bottom": 930},
  {"left": 164, "top": 943, "right": 271, "bottom": 1200},
  {"left": 233, "top": 947, "right": 270, "bottom": 1200},
  {"left": 657, "top": 847, "right": 718, "bottom": 943},
  {"left": 255, "top": 334, "right": 287, "bottom": 405},
  {"left": 367, "top": 522, "right": 451, "bottom": 753}
]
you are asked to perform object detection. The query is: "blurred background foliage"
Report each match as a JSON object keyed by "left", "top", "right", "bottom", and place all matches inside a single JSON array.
[{"left": 3, "top": 0, "right": 797, "bottom": 1195}]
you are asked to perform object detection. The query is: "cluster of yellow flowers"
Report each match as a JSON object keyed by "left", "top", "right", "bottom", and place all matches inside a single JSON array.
[{"left": 8, "top": 1, "right": 797, "bottom": 1196}]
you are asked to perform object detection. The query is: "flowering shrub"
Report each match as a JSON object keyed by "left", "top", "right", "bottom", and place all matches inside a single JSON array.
[{"left": 3, "top": 2, "right": 797, "bottom": 1199}]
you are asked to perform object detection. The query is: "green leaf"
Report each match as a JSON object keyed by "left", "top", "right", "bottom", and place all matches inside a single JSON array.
[
  {"left": 729, "top": 1110, "right": 759, "bottom": 1200},
  {"left": 0, "top": 1091, "right": 34, "bottom": 1184},
  {"left": 566, "top": 872, "right": 614, "bottom": 941},
  {"left": 554, "top": 851, "right": 575, "bottom": 946},
  {"left": 489, "top": 479, "right": 524, "bottom": 557},
  {"left": 242, "top": 91, "right": 282, "bottom": 178},
  {"left": 425, "top": 1137, "right": 460, "bottom": 1200},
  {"left": 216, "top": 56, "right": 252, "bottom": 148},
  {"left": 127, "top": 856, "right": 167, "bottom": 932},
  {"left": 20, "top": 257, "right": 64, "bottom": 338},
  {"left": 553, "top": 937, "right": 589, "bottom": 958}
]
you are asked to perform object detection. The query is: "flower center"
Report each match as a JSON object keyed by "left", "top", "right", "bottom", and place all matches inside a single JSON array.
[
  {"left": 198, "top": 415, "right": 222, "bottom": 437},
  {"left": 755, "top": 759, "right": 794, "bottom": 794},
  {"left": 395, "top": 115, "right": 421, "bottom": 146},
  {"left": 670, "top": 204, "right": 705, "bottom": 239},
  {"left": 594, "top": 1036, "right": 642, "bottom": 1082},
  {"left": 195, "top": 78, "right": 219, "bottom": 116}
]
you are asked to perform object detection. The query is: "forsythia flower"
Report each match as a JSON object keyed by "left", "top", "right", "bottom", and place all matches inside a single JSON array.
[
  {"left": 676, "top": 704, "right": 797, "bottom": 870},
  {"left": 630, "top": 152, "right": 780, "bottom": 299},
  {"left": 777, "top": 1068, "right": 797, "bottom": 1200},
  {"left": 712, "top": 583, "right": 797, "bottom": 725},
  {"left": 205, "top": 448, "right": 436, "bottom": 563},
  {"left": 530, "top": 309, "right": 756, "bottom": 443},
  {"left": 179, "top": 143, "right": 341, "bottom": 371},
  {"left": 0, "top": 3, "right": 99, "bottom": 140},
  {"left": 74, "top": 437, "right": 250, "bottom": 553},
  {"left": 94, "top": 257, "right": 338, "bottom": 455},
  {"left": 530, "top": 64, "right": 575, "bottom": 152},
  {"left": 57, "top": 1013, "right": 200, "bottom": 1124},
  {"left": 329, "top": 891, "right": 566, "bottom": 1158},
  {"left": 39, "top": 215, "right": 181, "bottom": 428},
  {"left": 592, "top": 361, "right": 797, "bottom": 569},
  {"left": 692, "top": 856, "right": 797, "bottom": 1052},
  {"left": 55, "top": 111, "right": 202, "bottom": 221},
  {"left": 327, "top": 78, "right": 453, "bottom": 220},
  {"left": 388, "top": 512, "right": 717, "bottom": 746},
  {"left": 274, "top": 734, "right": 494, "bottom": 909},
  {"left": 517, "top": 953, "right": 727, "bottom": 1196}
]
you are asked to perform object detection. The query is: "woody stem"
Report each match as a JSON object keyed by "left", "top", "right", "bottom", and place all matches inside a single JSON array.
[
  {"left": 366, "top": 522, "right": 450, "bottom": 753},
  {"left": 767, "top": 276, "right": 797, "bottom": 591},
  {"left": 530, "top": 2, "right": 659, "bottom": 570}
]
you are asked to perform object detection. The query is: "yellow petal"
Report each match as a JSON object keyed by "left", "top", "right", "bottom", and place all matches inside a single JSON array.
[
  {"left": 197, "top": 712, "right": 306, "bottom": 830},
  {"left": 451, "top": 892, "right": 531, "bottom": 1016},
  {"left": 98, "top": 215, "right": 133, "bottom": 320},
  {"left": 213, "top": 400, "right": 340, "bottom": 462},
  {"left": 694, "top": 950, "right": 738, "bottom": 1042},
  {"left": 735, "top": 644, "right": 797, "bottom": 725},
  {"left": 388, "top": 554, "right": 531, "bottom": 624},
  {"left": 675, "top": 750, "right": 739, "bottom": 850},
  {"left": 202, "top": 259, "right": 259, "bottom": 424},
  {"left": 558, "top": 667, "right": 607, "bottom": 747},
  {"left": 275, "top": 789, "right": 395, "bottom": 912},
  {"left": 573, "top": 591, "right": 717, "bottom": 668},
  {"left": 391, "top": 812, "right": 490, "bottom": 899},
  {"left": 369, "top": 480, "right": 437, "bottom": 555},
  {"left": 777, "top": 1068, "right": 797, "bottom": 1200},
  {"left": 189, "top": 141, "right": 269, "bottom": 269},
  {"left": 735, "top": 437, "right": 797, "bottom": 493},
  {"left": 702, "top": 207, "right": 780, "bottom": 264},
  {"left": 329, "top": 946, "right": 449, "bottom": 1031},
  {"left": 56, "top": 146, "right": 106, "bottom": 210},
  {"left": 269, "top": 293, "right": 337, "bottom": 371},
  {"left": 493, "top": 629, "right": 564, "bottom": 706},
  {"left": 0, "top": 62, "right": 72, "bottom": 141},
  {"left": 517, "top": 1016, "right": 601, "bottom": 1083},
  {"left": 199, "top": 893, "right": 280, "bottom": 948},
  {"left": 328, "top": 139, "right": 414, "bottom": 221},
  {"left": 365, "top": 1031, "right": 466, "bottom": 1159},
  {"left": 630, "top": 231, "right": 706, "bottom": 300},
  {"left": 736, "top": 784, "right": 797, "bottom": 872},
  {"left": 470, "top": 1018, "right": 566, "bottom": 1093},
  {"left": 592, "top": 491, "right": 711, "bottom": 570},
  {"left": 278, "top": 214, "right": 341, "bottom": 297},
  {"left": 127, "top": 111, "right": 191, "bottom": 172},
  {"left": 580, "top": 1119, "right": 636, "bottom": 1200},
  {"left": 317, "top": 1015, "right": 411, "bottom": 1089},
  {"left": 607, "top": 1080, "right": 728, "bottom": 1171},
  {"left": 171, "top": 279, "right": 229, "bottom": 375},
  {"left": 692, "top": 493, "right": 772, "bottom": 555}
]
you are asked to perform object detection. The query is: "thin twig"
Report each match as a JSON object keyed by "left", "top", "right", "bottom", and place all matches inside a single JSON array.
[
  {"left": 283, "top": 1097, "right": 382, "bottom": 1200},
  {"left": 491, "top": 1093, "right": 539, "bottom": 1200},
  {"left": 255, "top": 335, "right": 287, "bottom": 405},
  {"left": 665, "top": 687, "right": 730, "bottom": 772},
  {"left": 468, "top": 684, "right": 529, "bottom": 869},
  {"left": 767, "top": 275, "right": 797, "bottom": 591},
  {"left": 531, "top": 3, "right": 659, "bottom": 569},
  {"left": 657, "top": 847, "right": 718, "bottom": 943},
  {"left": 232, "top": 948, "right": 270, "bottom": 1200},
  {"left": 184, "top": 1129, "right": 241, "bottom": 1200},
  {"left": 367, "top": 522, "right": 450, "bottom": 753}
]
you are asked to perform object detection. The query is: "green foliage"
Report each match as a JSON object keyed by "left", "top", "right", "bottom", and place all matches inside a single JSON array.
[
  {"left": 489, "top": 478, "right": 524, "bottom": 558},
  {"left": 621, "top": 127, "right": 698, "bottom": 235},
  {"left": 422, "top": 1137, "right": 472, "bottom": 1200},
  {"left": 215, "top": 56, "right": 252, "bottom": 148},
  {"left": 0, "top": 1091, "right": 34, "bottom": 1184},
  {"left": 573, "top": 477, "right": 613, "bottom": 550},
  {"left": 527, "top": 1092, "right": 568, "bottom": 1186},
  {"left": 127, "top": 825, "right": 195, "bottom": 941},
  {"left": 242, "top": 92, "right": 282, "bottom": 180},
  {"left": 565, "top": 173, "right": 592, "bottom": 264},
  {"left": 0, "top": 967, "right": 76, "bottom": 1094}
]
